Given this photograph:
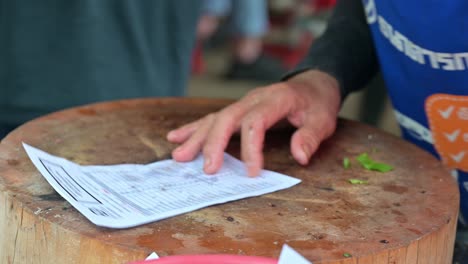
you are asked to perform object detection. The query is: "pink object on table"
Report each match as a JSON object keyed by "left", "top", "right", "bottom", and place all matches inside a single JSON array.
[{"left": 129, "top": 254, "right": 278, "bottom": 264}]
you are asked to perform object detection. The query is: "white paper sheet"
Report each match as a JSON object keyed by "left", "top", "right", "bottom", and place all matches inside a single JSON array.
[
  {"left": 278, "top": 244, "right": 312, "bottom": 264},
  {"left": 23, "top": 143, "right": 301, "bottom": 229},
  {"left": 145, "top": 252, "right": 159, "bottom": 260}
]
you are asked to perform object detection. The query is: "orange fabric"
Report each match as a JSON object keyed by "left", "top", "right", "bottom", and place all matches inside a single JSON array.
[{"left": 426, "top": 94, "right": 468, "bottom": 172}]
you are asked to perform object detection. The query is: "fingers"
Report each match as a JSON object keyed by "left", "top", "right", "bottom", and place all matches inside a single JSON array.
[
  {"left": 167, "top": 79, "right": 338, "bottom": 176},
  {"left": 167, "top": 119, "right": 203, "bottom": 143},
  {"left": 170, "top": 114, "right": 215, "bottom": 162},
  {"left": 239, "top": 99, "right": 292, "bottom": 176},
  {"left": 202, "top": 94, "right": 287, "bottom": 175},
  {"left": 170, "top": 98, "right": 255, "bottom": 173},
  {"left": 290, "top": 126, "right": 321, "bottom": 165},
  {"left": 241, "top": 119, "right": 265, "bottom": 177},
  {"left": 169, "top": 87, "right": 293, "bottom": 176},
  {"left": 290, "top": 113, "right": 337, "bottom": 165},
  {"left": 201, "top": 103, "right": 249, "bottom": 174}
]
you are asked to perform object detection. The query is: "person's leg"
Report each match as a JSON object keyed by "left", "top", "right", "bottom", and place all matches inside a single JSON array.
[
  {"left": 0, "top": 124, "right": 18, "bottom": 140},
  {"left": 225, "top": 0, "right": 286, "bottom": 82},
  {"left": 197, "top": 0, "right": 231, "bottom": 40},
  {"left": 202, "top": 0, "right": 231, "bottom": 16},
  {"left": 229, "top": 0, "right": 268, "bottom": 63}
]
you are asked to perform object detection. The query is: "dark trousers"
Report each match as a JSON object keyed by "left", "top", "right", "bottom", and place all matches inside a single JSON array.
[{"left": 0, "top": 124, "right": 19, "bottom": 140}]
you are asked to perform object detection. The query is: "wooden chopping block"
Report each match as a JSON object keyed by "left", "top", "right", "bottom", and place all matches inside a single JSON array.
[{"left": 0, "top": 98, "right": 459, "bottom": 264}]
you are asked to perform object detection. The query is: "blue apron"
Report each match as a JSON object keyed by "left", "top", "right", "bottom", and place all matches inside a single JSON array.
[{"left": 363, "top": 0, "right": 468, "bottom": 223}]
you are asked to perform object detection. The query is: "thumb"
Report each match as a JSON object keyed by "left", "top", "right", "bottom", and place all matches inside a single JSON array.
[{"left": 290, "top": 118, "right": 337, "bottom": 165}]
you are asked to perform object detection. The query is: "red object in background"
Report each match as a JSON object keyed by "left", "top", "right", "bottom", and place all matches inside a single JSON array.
[
  {"left": 129, "top": 255, "right": 278, "bottom": 264},
  {"left": 191, "top": 41, "right": 205, "bottom": 75},
  {"left": 190, "top": 0, "right": 337, "bottom": 75},
  {"left": 262, "top": 32, "right": 314, "bottom": 70},
  {"left": 301, "top": 0, "right": 336, "bottom": 10},
  {"left": 263, "top": 0, "right": 336, "bottom": 70},
  {"left": 314, "top": 0, "right": 337, "bottom": 9}
]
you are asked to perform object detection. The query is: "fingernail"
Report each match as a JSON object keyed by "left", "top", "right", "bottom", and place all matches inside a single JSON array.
[
  {"left": 245, "top": 161, "right": 258, "bottom": 177},
  {"left": 204, "top": 156, "right": 212, "bottom": 171},
  {"left": 300, "top": 144, "right": 310, "bottom": 164},
  {"left": 248, "top": 170, "right": 258, "bottom": 177},
  {"left": 173, "top": 146, "right": 182, "bottom": 153},
  {"left": 167, "top": 131, "right": 176, "bottom": 140}
]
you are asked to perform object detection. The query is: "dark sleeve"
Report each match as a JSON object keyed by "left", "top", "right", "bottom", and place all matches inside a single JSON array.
[{"left": 283, "top": 0, "right": 379, "bottom": 99}]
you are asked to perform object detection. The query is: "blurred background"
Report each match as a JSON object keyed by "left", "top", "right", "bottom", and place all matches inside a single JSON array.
[{"left": 187, "top": 0, "right": 400, "bottom": 136}]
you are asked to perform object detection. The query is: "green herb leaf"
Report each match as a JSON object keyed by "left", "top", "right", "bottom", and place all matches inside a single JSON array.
[
  {"left": 356, "top": 153, "right": 393, "bottom": 172},
  {"left": 343, "top": 157, "right": 350, "bottom": 169},
  {"left": 348, "top": 179, "right": 368, "bottom": 185},
  {"left": 343, "top": 252, "right": 352, "bottom": 258}
]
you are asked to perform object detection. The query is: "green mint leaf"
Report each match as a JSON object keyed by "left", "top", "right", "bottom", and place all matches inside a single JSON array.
[
  {"left": 343, "top": 157, "right": 350, "bottom": 169},
  {"left": 356, "top": 153, "right": 393, "bottom": 172},
  {"left": 348, "top": 179, "right": 368, "bottom": 185}
]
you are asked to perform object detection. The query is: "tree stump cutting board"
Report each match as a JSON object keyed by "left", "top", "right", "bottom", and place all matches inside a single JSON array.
[{"left": 0, "top": 98, "right": 459, "bottom": 263}]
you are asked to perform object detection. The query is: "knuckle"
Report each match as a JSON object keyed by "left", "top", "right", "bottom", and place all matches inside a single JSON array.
[
  {"left": 204, "top": 113, "right": 217, "bottom": 122},
  {"left": 243, "top": 112, "right": 267, "bottom": 130},
  {"left": 303, "top": 130, "right": 321, "bottom": 149},
  {"left": 215, "top": 111, "right": 237, "bottom": 127},
  {"left": 296, "top": 127, "right": 322, "bottom": 151}
]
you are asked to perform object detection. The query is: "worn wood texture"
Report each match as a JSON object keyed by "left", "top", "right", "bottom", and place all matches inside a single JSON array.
[{"left": 0, "top": 98, "right": 459, "bottom": 264}]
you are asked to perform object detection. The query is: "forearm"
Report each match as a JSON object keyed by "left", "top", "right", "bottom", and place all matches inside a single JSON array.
[{"left": 285, "top": 0, "right": 379, "bottom": 100}]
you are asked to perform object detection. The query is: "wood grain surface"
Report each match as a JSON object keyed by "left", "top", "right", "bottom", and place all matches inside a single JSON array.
[{"left": 0, "top": 98, "right": 459, "bottom": 264}]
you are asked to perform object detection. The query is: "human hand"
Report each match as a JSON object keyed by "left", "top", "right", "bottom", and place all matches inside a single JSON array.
[{"left": 167, "top": 70, "right": 341, "bottom": 176}]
